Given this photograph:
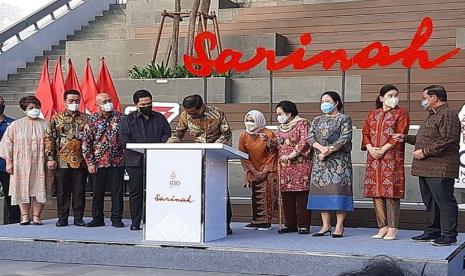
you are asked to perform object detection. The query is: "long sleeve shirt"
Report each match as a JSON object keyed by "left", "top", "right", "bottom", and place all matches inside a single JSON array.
[
  {"left": 119, "top": 110, "right": 171, "bottom": 167},
  {"left": 44, "top": 110, "right": 88, "bottom": 169},
  {"left": 167, "top": 105, "right": 232, "bottom": 144},
  {"left": 82, "top": 111, "right": 124, "bottom": 168},
  {"left": 405, "top": 103, "right": 460, "bottom": 178}
]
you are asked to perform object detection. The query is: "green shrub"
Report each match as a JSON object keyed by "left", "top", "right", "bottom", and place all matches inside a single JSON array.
[{"left": 128, "top": 63, "right": 231, "bottom": 79}]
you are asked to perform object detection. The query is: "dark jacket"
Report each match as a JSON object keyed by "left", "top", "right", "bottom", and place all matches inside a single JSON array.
[{"left": 119, "top": 110, "right": 171, "bottom": 167}]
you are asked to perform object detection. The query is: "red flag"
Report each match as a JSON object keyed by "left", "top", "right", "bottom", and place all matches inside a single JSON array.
[
  {"left": 96, "top": 57, "right": 120, "bottom": 111},
  {"left": 35, "top": 57, "right": 54, "bottom": 120},
  {"left": 64, "top": 58, "right": 84, "bottom": 112},
  {"left": 51, "top": 56, "right": 65, "bottom": 113},
  {"left": 81, "top": 58, "right": 99, "bottom": 114}
]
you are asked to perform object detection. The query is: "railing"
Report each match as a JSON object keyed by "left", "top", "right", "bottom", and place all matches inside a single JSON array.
[
  {"left": 0, "top": 0, "right": 87, "bottom": 53},
  {"left": 0, "top": 0, "right": 117, "bottom": 80}
]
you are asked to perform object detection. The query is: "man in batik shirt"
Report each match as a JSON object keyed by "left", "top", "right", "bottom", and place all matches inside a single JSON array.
[
  {"left": 45, "top": 90, "right": 88, "bottom": 227},
  {"left": 168, "top": 94, "right": 233, "bottom": 234},
  {"left": 82, "top": 92, "right": 125, "bottom": 228}
]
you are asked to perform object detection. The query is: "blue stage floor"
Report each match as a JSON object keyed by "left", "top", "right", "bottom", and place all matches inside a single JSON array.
[{"left": 0, "top": 218, "right": 464, "bottom": 275}]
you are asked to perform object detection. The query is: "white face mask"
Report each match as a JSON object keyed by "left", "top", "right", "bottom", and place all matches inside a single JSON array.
[
  {"left": 100, "top": 102, "right": 114, "bottom": 112},
  {"left": 277, "top": 114, "right": 288, "bottom": 124},
  {"left": 26, "top": 108, "right": 41, "bottom": 119},
  {"left": 384, "top": 97, "right": 399, "bottom": 108},
  {"left": 244, "top": 121, "right": 256, "bottom": 132},
  {"left": 66, "top": 103, "right": 80, "bottom": 112}
]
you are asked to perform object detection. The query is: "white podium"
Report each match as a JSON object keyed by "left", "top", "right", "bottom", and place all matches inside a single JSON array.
[{"left": 126, "top": 143, "right": 248, "bottom": 244}]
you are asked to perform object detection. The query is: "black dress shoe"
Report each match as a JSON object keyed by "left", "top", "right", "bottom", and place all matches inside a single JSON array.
[
  {"left": 432, "top": 236, "right": 457, "bottom": 246},
  {"left": 85, "top": 220, "right": 105, "bottom": 227},
  {"left": 74, "top": 218, "right": 86, "bottom": 226},
  {"left": 411, "top": 233, "right": 440, "bottom": 243},
  {"left": 227, "top": 227, "right": 233, "bottom": 235},
  {"left": 130, "top": 225, "right": 142, "bottom": 231},
  {"left": 56, "top": 220, "right": 68, "bottom": 227},
  {"left": 278, "top": 227, "right": 298, "bottom": 234},
  {"left": 111, "top": 220, "right": 125, "bottom": 228}
]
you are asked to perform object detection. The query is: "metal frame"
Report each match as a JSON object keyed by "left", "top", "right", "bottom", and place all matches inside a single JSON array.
[{"left": 0, "top": 0, "right": 86, "bottom": 53}]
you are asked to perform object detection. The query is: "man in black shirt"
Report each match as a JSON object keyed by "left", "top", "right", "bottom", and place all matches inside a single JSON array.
[{"left": 119, "top": 90, "right": 171, "bottom": 230}]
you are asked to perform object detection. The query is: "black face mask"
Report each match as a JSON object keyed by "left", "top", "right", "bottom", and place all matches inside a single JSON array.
[
  {"left": 139, "top": 106, "right": 152, "bottom": 116},
  {"left": 0, "top": 104, "right": 4, "bottom": 114}
]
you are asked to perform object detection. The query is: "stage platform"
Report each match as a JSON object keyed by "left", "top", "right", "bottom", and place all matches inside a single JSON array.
[{"left": 0, "top": 218, "right": 464, "bottom": 275}]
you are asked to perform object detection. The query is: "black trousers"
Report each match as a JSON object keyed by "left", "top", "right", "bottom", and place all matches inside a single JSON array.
[
  {"left": 126, "top": 167, "right": 144, "bottom": 226},
  {"left": 227, "top": 191, "right": 232, "bottom": 227},
  {"left": 90, "top": 167, "right": 124, "bottom": 221},
  {"left": 0, "top": 171, "right": 20, "bottom": 224},
  {"left": 419, "top": 177, "right": 458, "bottom": 238},
  {"left": 55, "top": 168, "right": 87, "bottom": 221}
]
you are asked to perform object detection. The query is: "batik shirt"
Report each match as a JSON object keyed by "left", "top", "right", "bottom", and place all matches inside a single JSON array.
[
  {"left": 168, "top": 105, "right": 232, "bottom": 144},
  {"left": 45, "top": 110, "right": 88, "bottom": 169},
  {"left": 82, "top": 111, "right": 124, "bottom": 168}
]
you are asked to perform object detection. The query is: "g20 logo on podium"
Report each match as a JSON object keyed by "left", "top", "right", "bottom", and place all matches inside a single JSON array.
[
  {"left": 124, "top": 102, "right": 180, "bottom": 123},
  {"left": 169, "top": 171, "right": 181, "bottom": 188}
]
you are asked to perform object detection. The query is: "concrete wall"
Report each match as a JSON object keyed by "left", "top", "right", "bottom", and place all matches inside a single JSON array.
[
  {"left": 126, "top": 0, "right": 238, "bottom": 28},
  {"left": 114, "top": 77, "right": 231, "bottom": 104},
  {"left": 111, "top": 76, "right": 360, "bottom": 104},
  {"left": 230, "top": 76, "right": 361, "bottom": 103}
]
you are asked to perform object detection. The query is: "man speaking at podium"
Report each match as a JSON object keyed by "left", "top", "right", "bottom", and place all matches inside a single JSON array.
[{"left": 168, "top": 94, "right": 233, "bottom": 234}]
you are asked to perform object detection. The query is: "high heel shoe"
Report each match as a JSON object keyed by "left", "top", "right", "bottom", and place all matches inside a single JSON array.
[
  {"left": 32, "top": 215, "right": 42, "bottom": 225},
  {"left": 383, "top": 228, "right": 398, "bottom": 240},
  {"left": 332, "top": 228, "right": 344, "bottom": 238},
  {"left": 312, "top": 227, "right": 332, "bottom": 237},
  {"left": 20, "top": 214, "right": 31, "bottom": 225},
  {"left": 371, "top": 228, "right": 388, "bottom": 239}
]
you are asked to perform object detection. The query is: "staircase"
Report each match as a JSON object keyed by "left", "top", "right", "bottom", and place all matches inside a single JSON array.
[{"left": 0, "top": 3, "right": 126, "bottom": 110}]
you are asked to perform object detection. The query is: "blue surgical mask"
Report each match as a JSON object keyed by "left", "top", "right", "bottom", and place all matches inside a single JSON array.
[
  {"left": 421, "top": 99, "right": 430, "bottom": 110},
  {"left": 321, "top": 102, "right": 336, "bottom": 114}
]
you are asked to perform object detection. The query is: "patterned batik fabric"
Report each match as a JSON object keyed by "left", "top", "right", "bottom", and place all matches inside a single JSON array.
[
  {"left": 307, "top": 113, "right": 354, "bottom": 212},
  {"left": 362, "top": 107, "right": 410, "bottom": 198},
  {"left": 168, "top": 105, "right": 232, "bottom": 144},
  {"left": 274, "top": 119, "right": 312, "bottom": 193},
  {"left": 82, "top": 111, "right": 124, "bottom": 168},
  {"left": 45, "top": 110, "right": 89, "bottom": 169}
]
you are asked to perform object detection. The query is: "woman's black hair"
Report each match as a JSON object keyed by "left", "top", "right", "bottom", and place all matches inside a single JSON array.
[
  {"left": 375, "top": 85, "right": 398, "bottom": 109},
  {"left": 19, "top": 96, "right": 41, "bottom": 111},
  {"left": 276, "top": 100, "right": 298, "bottom": 117},
  {"left": 321, "top": 91, "right": 343, "bottom": 111}
]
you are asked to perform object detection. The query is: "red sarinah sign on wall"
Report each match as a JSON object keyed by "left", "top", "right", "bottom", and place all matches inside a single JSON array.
[{"left": 183, "top": 17, "right": 461, "bottom": 77}]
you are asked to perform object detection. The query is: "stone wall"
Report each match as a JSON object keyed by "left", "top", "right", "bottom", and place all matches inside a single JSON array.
[{"left": 111, "top": 76, "right": 361, "bottom": 104}]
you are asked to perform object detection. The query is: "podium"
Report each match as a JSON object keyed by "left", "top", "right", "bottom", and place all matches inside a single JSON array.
[{"left": 126, "top": 143, "right": 248, "bottom": 244}]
